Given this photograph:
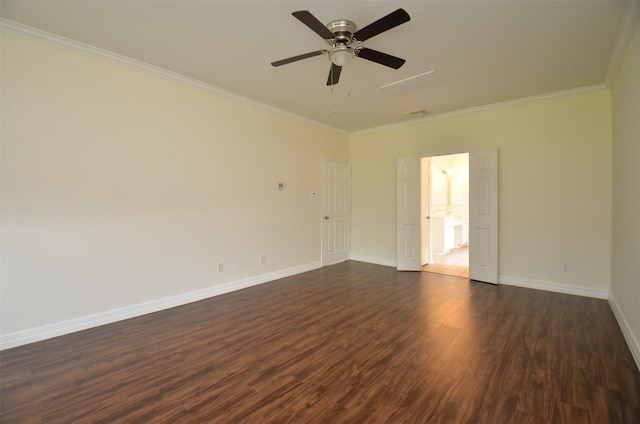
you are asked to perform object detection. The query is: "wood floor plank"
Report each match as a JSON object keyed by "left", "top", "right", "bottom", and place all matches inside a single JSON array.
[{"left": 1, "top": 261, "right": 639, "bottom": 423}]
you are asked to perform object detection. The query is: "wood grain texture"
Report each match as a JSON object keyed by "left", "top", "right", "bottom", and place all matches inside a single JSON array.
[{"left": 1, "top": 261, "right": 639, "bottom": 423}]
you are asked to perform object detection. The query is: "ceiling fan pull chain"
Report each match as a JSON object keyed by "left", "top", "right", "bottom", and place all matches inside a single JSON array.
[{"left": 347, "top": 62, "right": 352, "bottom": 97}]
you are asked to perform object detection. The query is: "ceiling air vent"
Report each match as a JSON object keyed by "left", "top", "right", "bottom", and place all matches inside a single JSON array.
[{"left": 405, "top": 109, "right": 429, "bottom": 118}]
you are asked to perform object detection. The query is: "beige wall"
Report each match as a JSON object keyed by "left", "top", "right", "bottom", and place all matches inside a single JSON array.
[
  {"left": 1, "top": 21, "right": 634, "bottom": 359},
  {"left": 350, "top": 89, "right": 612, "bottom": 293},
  {"left": 0, "top": 32, "right": 349, "bottom": 336},
  {"left": 610, "top": 18, "right": 640, "bottom": 363}
]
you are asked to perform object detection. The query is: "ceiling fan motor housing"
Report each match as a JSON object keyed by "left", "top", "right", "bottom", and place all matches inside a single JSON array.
[{"left": 326, "top": 19, "right": 357, "bottom": 41}]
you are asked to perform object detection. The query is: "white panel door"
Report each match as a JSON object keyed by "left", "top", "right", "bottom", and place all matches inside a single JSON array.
[
  {"left": 397, "top": 157, "right": 421, "bottom": 271},
  {"left": 420, "top": 158, "right": 431, "bottom": 266},
  {"left": 469, "top": 149, "right": 498, "bottom": 284},
  {"left": 322, "top": 158, "right": 350, "bottom": 265}
]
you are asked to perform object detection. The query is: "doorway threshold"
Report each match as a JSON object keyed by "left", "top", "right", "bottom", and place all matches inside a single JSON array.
[{"left": 422, "top": 246, "right": 469, "bottom": 278}]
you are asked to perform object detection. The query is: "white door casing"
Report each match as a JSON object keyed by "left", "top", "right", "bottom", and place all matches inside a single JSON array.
[
  {"left": 322, "top": 158, "right": 350, "bottom": 265},
  {"left": 469, "top": 148, "right": 498, "bottom": 284},
  {"left": 397, "top": 157, "right": 421, "bottom": 271}
]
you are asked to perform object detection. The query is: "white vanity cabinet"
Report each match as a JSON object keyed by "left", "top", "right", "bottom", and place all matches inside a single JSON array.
[
  {"left": 431, "top": 216, "right": 455, "bottom": 255},
  {"left": 433, "top": 216, "right": 469, "bottom": 255},
  {"left": 461, "top": 216, "right": 469, "bottom": 246}
]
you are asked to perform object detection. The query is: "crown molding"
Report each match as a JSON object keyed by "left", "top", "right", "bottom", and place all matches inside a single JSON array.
[
  {"left": 0, "top": 14, "right": 622, "bottom": 137},
  {"left": 353, "top": 83, "right": 608, "bottom": 135},
  {"left": 0, "top": 18, "right": 348, "bottom": 136},
  {"left": 605, "top": 0, "right": 640, "bottom": 87}
]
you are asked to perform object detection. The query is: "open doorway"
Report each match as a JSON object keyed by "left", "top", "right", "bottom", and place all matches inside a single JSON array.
[
  {"left": 397, "top": 150, "right": 497, "bottom": 282},
  {"left": 421, "top": 153, "right": 469, "bottom": 278}
]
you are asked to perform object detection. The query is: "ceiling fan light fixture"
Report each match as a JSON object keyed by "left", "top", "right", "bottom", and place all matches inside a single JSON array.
[{"left": 329, "top": 45, "right": 354, "bottom": 66}]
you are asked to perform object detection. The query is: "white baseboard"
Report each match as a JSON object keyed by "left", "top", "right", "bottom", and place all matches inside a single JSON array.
[
  {"left": 349, "top": 254, "right": 396, "bottom": 268},
  {"left": 348, "top": 259, "right": 610, "bottom": 301},
  {"left": 0, "top": 261, "right": 322, "bottom": 351},
  {"left": 499, "top": 275, "right": 608, "bottom": 299},
  {"left": 3, "top": 263, "right": 617, "bottom": 352},
  {"left": 609, "top": 295, "right": 640, "bottom": 371}
]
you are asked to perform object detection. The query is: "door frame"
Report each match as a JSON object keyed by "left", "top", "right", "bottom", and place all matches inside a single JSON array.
[
  {"left": 396, "top": 148, "right": 498, "bottom": 282},
  {"left": 422, "top": 152, "right": 468, "bottom": 263}
]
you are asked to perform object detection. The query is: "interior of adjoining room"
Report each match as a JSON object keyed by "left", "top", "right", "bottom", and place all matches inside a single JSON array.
[{"left": 421, "top": 153, "right": 470, "bottom": 278}]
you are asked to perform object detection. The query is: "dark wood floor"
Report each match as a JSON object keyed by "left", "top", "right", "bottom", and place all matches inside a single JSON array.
[{"left": 1, "top": 261, "right": 639, "bottom": 423}]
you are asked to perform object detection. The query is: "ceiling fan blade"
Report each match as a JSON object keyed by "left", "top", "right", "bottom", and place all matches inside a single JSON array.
[
  {"left": 356, "top": 47, "right": 406, "bottom": 69},
  {"left": 326, "top": 64, "right": 342, "bottom": 86},
  {"left": 353, "top": 8, "right": 410, "bottom": 42},
  {"left": 271, "top": 50, "right": 326, "bottom": 67},
  {"left": 292, "top": 10, "right": 336, "bottom": 40}
]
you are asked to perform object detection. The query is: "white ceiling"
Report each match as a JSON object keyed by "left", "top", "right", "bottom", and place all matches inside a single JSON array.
[{"left": 0, "top": 1, "right": 633, "bottom": 131}]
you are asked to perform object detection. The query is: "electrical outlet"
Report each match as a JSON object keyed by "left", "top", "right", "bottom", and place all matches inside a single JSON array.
[
  {"left": 562, "top": 261, "right": 570, "bottom": 272},
  {"left": 259, "top": 254, "right": 266, "bottom": 264},
  {"left": 217, "top": 262, "right": 224, "bottom": 272}
]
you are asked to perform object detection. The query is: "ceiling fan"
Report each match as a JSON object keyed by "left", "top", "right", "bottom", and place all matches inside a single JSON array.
[{"left": 271, "top": 9, "right": 411, "bottom": 86}]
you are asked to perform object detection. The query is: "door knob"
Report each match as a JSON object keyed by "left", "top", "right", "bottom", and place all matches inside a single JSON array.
[{"left": 324, "top": 216, "right": 330, "bottom": 220}]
